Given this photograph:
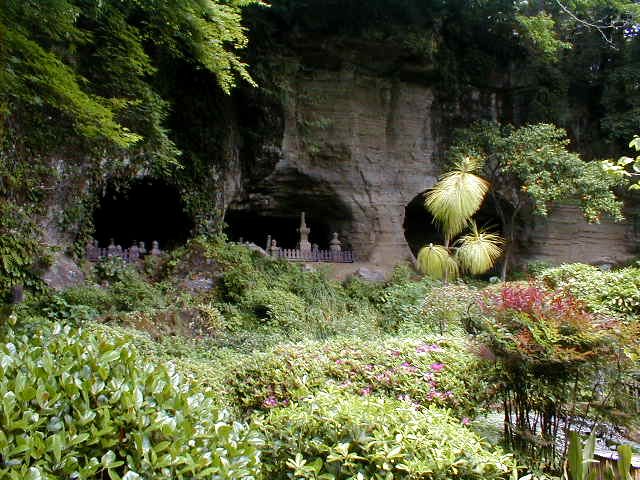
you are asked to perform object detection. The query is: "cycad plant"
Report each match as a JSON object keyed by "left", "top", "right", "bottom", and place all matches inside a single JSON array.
[{"left": 417, "top": 156, "right": 504, "bottom": 280}]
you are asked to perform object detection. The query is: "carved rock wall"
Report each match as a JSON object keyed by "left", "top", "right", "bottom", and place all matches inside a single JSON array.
[
  {"left": 520, "top": 204, "right": 638, "bottom": 266},
  {"left": 237, "top": 68, "right": 439, "bottom": 264}
]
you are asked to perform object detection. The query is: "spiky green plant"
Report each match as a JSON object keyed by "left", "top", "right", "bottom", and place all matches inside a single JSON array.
[
  {"left": 455, "top": 222, "right": 504, "bottom": 275},
  {"left": 565, "top": 430, "right": 598, "bottom": 480},
  {"left": 424, "top": 156, "right": 489, "bottom": 239},
  {"left": 416, "top": 243, "right": 459, "bottom": 280},
  {"left": 417, "top": 156, "right": 504, "bottom": 280}
]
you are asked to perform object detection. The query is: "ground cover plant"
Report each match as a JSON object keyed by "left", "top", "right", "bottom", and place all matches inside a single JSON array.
[
  {"left": 536, "top": 262, "right": 640, "bottom": 319},
  {"left": 1, "top": 237, "right": 639, "bottom": 479},
  {"left": 227, "top": 336, "right": 489, "bottom": 417}
]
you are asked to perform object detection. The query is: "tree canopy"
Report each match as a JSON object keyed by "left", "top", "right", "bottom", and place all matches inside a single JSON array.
[
  {"left": 0, "top": 0, "right": 259, "bottom": 165},
  {"left": 446, "top": 121, "right": 624, "bottom": 276}
]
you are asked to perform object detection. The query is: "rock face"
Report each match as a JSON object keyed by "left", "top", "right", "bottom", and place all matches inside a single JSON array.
[
  {"left": 520, "top": 204, "right": 639, "bottom": 266},
  {"left": 233, "top": 67, "right": 441, "bottom": 265},
  {"left": 228, "top": 58, "right": 638, "bottom": 268}
]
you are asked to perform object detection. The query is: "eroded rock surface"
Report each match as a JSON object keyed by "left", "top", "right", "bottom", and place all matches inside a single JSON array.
[{"left": 234, "top": 68, "right": 440, "bottom": 265}]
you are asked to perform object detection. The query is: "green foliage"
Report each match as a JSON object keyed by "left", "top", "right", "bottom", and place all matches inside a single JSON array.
[
  {"left": 602, "top": 135, "right": 640, "bottom": 190},
  {"left": 538, "top": 263, "right": 640, "bottom": 317},
  {"left": 376, "top": 274, "right": 437, "bottom": 332},
  {"left": 0, "top": 234, "right": 46, "bottom": 300},
  {"left": 257, "top": 391, "right": 515, "bottom": 480},
  {"left": 565, "top": 430, "right": 598, "bottom": 480},
  {"left": 94, "top": 257, "right": 132, "bottom": 284},
  {"left": 0, "top": 319, "right": 262, "bottom": 479},
  {"left": 227, "top": 336, "right": 488, "bottom": 417},
  {"left": 516, "top": 12, "right": 572, "bottom": 62},
  {"left": 451, "top": 122, "right": 623, "bottom": 223},
  {"left": 0, "top": 0, "right": 257, "bottom": 148}
]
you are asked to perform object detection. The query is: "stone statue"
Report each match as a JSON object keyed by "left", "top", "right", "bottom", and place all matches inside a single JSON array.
[
  {"left": 297, "top": 212, "right": 312, "bottom": 252},
  {"left": 330, "top": 232, "right": 342, "bottom": 252},
  {"left": 107, "top": 239, "right": 117, "bottom": 257},
  {"left": 129, "top": 241, "right": 140, "bottom": 261},
  {"left": 86, "top": 239, "right": 99, "bottom": 261},
  {"left": 138, "top": 241, "right": 147, "bottom": 255},
  {"left": 269, "top": 239, "right": 280, "bottom": 256},
  {"left": 151, "top": 240, "right": 161, "bottom": 256}
]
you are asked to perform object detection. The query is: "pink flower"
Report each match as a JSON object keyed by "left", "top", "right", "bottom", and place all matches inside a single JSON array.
[
  {"left": 364, "top": 364, "right": 374, "bottom": 371},
  {"left": 462, "top": 417, "right": 471, "bottom": 426},
  {"left": 263, "top": 396, "right": 278, "bottom": 408},
  {"left": 430, "top": 363, "right": 445, "bottom": 372},
  {"left": 389, "top": 350, "right": 402, "bottom": 357},
  {"left": 401, "top": 362, "right": 418, "bottom": 373},
  {"left": 416, "top": 343, "right": 443, "bottom": 353},
  {"left": 360, "top": 386, "right": 372, "bottom": 396},
  {"left": 335, "top": 359, "right": 346, "bottom": 365}
]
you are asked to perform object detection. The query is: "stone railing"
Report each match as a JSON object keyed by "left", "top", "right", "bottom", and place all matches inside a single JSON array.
[{"left": 271, "top": 248, "right": 354, "bottom": 263}]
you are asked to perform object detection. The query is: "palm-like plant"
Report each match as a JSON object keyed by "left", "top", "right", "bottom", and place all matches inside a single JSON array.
[
  {"left": 416, "top": 243, "right": 459, "bottom": 280},
  {"left": 425, "top": 156, "right": 489, "bottom": 240},
  {"left": 455, "top": 222, "right": 504, "bottom": 275},
  {"left": 417, "top": 156, "right": 503, "bottom": 280}
]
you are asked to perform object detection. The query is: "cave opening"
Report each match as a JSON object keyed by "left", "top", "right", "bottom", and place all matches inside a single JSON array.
[
  {"left": 225, "top": 211, "right": 339, "bottom": 250},
  {"left": 93, "top": 178, "right": 194, "bottom": 251},
  {"left": 225, "top": 170, "right": 354, "bottom": 251},
  {"left": 403, "top": 191, "right": 506, "bottom": 258}
]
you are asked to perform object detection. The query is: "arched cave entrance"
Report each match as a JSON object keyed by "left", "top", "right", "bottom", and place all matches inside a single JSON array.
[
  {"left": 403, "top": 191, "right": 506, "bottom": 258},
  {"left": 93, "top": 178, "right": 194, "bottom": 251},
  {"left": 225, "top": 211, "right": 340, "bottom": 250},
  {"left": 225, "top": 170, "right": 353, "bottom": 251}
]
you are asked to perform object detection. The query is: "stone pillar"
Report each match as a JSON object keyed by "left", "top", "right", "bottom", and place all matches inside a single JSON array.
[{"left": 297, "top": 212, "right": 312, "bottom": 252}]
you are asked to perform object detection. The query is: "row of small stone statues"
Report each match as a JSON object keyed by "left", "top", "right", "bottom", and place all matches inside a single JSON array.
[
  {"left": 265, "top": 231, "right": 343, "bottom": 255},
  {"left": 85, "top": 239, "right": 163, "bottom": 263}
]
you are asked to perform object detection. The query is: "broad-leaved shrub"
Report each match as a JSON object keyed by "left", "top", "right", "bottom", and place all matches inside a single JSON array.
[
  {"left": 258, "top": 391, "right": 514, "bottom": 479},
  {"left": 0, "top": 319, "right": 262, "bottom": 479}
]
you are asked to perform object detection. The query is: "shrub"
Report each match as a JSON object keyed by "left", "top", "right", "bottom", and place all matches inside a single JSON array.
[
  {"left": 228, "top": 336, "right": 488, "bottom": 416},
  {"left": 538, "top": 263, "right": 640, "bottom": 318},
  {"left": 472, "top": 282, "right": 626, "bottom": 465},
  {"left": 93, "top": 256, "right": 131, "bottom": 283},
  {"left": 108, "top": 272, "right": 167, "bottom": 312},
  {"left": 244, "top": 286, "right": 308, "bottom": 333},
  {"left": 59, "top": 284, "right": 115, "bottom": 313},
  {"left": 0, "top": 319, "right": 262, "bottom": 479},
  {"left": 377, "top": 276, "right": 435, "bottom": 332},
  {"left": 257, "top": 391, "right": 514, "bottom": 480}
]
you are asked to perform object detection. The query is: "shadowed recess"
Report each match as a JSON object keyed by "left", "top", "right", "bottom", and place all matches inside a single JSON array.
[{"left": 93, "top": 178, "right": 194, "bottom": 251}]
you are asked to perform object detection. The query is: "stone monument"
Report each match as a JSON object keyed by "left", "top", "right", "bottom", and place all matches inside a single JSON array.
[
  {"left": 297, "top": 212, "right": 312, "bottom": 252},
  {"left": 330, "top": 232, "right": 342, "bottom": 252}
]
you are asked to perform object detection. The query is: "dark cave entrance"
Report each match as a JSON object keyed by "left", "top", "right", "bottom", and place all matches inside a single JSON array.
[
  {"left": 225, "top": 170, "right": 354, "bottom": 251},
  {"left": 225, "top": 211, "right": 338, "bottom": 250},
  {"left": 403, "top": 193, "right": 444, "bottom": 257},
  {"left": 93, "top": 178, "right": 194, "bottom": 251},
  {"left": 403, "top": 191, "right": 505, "bottom": 258}
]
